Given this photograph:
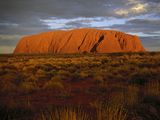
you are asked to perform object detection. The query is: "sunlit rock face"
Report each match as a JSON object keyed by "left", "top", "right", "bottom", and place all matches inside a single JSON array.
[{"left": 14, "top": 28, "right": 145, "bottom": 54}]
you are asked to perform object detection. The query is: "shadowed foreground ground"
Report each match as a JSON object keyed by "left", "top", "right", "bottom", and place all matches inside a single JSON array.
[{"left": 0, "top": 52, "right": 160, "bottom": 120}]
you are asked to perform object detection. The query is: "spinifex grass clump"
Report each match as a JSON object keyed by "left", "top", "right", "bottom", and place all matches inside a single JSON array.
[
  {"left": 39, "top": 106, "right": 92, "bottom": 120},
  {"left": 39, "top": 101, "right": 127, "bottom": 120},
  {"left": 90, "top": 101, "right": 127, "bottom": 120},
  {"left": 145, "top": 80, "right": 160, "bottom": 97}
]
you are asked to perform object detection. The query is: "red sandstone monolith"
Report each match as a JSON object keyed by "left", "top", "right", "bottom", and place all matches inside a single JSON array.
[{"left": 14, "top": 28, "right": 145, "bottom": 54}]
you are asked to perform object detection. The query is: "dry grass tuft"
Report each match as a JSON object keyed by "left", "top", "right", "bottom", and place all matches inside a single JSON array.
[
  {"left": 90, "top": 100, "right": 127, "bottom": 120},
  {"left": 145, "top": 80, "right": 160, "bottom": 97},
  {"left": 40, "top": 106, "right": 91, "bottom": 120}
]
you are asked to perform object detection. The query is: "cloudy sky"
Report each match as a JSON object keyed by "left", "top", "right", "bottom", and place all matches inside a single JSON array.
[{"left": 0, "top": 0, "right": 160, "bottom": 53}]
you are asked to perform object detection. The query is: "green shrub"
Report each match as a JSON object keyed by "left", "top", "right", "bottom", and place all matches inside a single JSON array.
[
  {"left": 25, "top": 75, "right": 37, "bottom": 82},
  {"left": 100, "top": 57, "right": 109, "bottom": 64},
  {"left": 67, "top": 65, "right": 77, "bottom": 73},
  {"left": 79, "top": 71, "right": 88, "bottom": 79},
  {"left": 20, "top": 82, "right": 38, "bottom": 92},
  {"left": 43, "top": 76, "right": 64, "bottom": 90},
  {"left": 0, "top": 73, "right": 22, "bottom": 90},
  {"left": 36, "top": 69, "right": 46, "bottom": 76},
  {"left": 70, "top": 71, "right": 88, "bottom": 82},
  {"left": 57, "top": 70, "right": 71, "bottom": 79},
  {"left": 0, "top": 68, "right": 6, "bottom": 76},
  {"left": 93, "top": 75, "right": 104, "bottom": 84},
  {"left": 129, "top": 68, "right": 152, "bottom": 85}
]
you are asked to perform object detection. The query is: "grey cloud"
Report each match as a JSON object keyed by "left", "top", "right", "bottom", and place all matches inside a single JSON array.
[
  {"left": 0, "top": 0, "right": 114, "bottom": 19},
  {"left": 0, "top": 0, "right": 159, "bottom": 21},
  {"left": 65, "top": 22, "right": 90, "bottom": 28},
  {"left": 0, "top": 20, "right": 49, "bottom": 35},
  {"left": 110, "top": 19, "right": 160, "bottom": 34},
  {"left": 0, "top": 39, "right": 19, "bottom": 46},
  {"left": 0, "top": 0, "right": 160, "bottom": 53},
  {"left": 0, "top": 0, "right": 120, "bottom": 35},
  {"left": 127, "top": 19, "right": 160, "bottom": 25},
  {"left": 141, "top": 36, "right": 160, "bottom": 51},
  {"left": 0, "top": 34, "right": 22, "bottom": 46}
]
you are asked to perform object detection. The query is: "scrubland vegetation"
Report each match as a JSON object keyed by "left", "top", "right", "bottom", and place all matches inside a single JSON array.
[{"left": 0, "top": 52, "right": 160, "bottom": 120}]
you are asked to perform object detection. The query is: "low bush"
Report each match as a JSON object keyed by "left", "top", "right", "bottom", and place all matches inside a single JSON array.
[
  {"left": 20, "top": 81, "right": 38, "bottom": 93},
  {"left": 57, "top": 70, "right": 71, "bottom": 79},
  {"left": 43, "top": 76, "right": 64, "bottom": 91},
  {"left": 128, "top": 68, "right": 152, "bottom": 85},
  {"left": 93, "top": 75, "right": 104, "bottom": 84}
]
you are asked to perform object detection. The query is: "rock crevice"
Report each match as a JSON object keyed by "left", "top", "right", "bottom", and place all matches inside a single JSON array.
[{"left": 90, "top": 35, "right": 105, "bottom": 53}]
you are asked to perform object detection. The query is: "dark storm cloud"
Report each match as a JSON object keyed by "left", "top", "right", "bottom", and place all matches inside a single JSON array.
[{"left": 0, "top": 0, "right": 160, "bottom": 53}]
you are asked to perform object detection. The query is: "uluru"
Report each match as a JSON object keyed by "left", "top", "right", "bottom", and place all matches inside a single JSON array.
[{"left": 14, "top": 28, "right": 145, "bottom": 54}]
